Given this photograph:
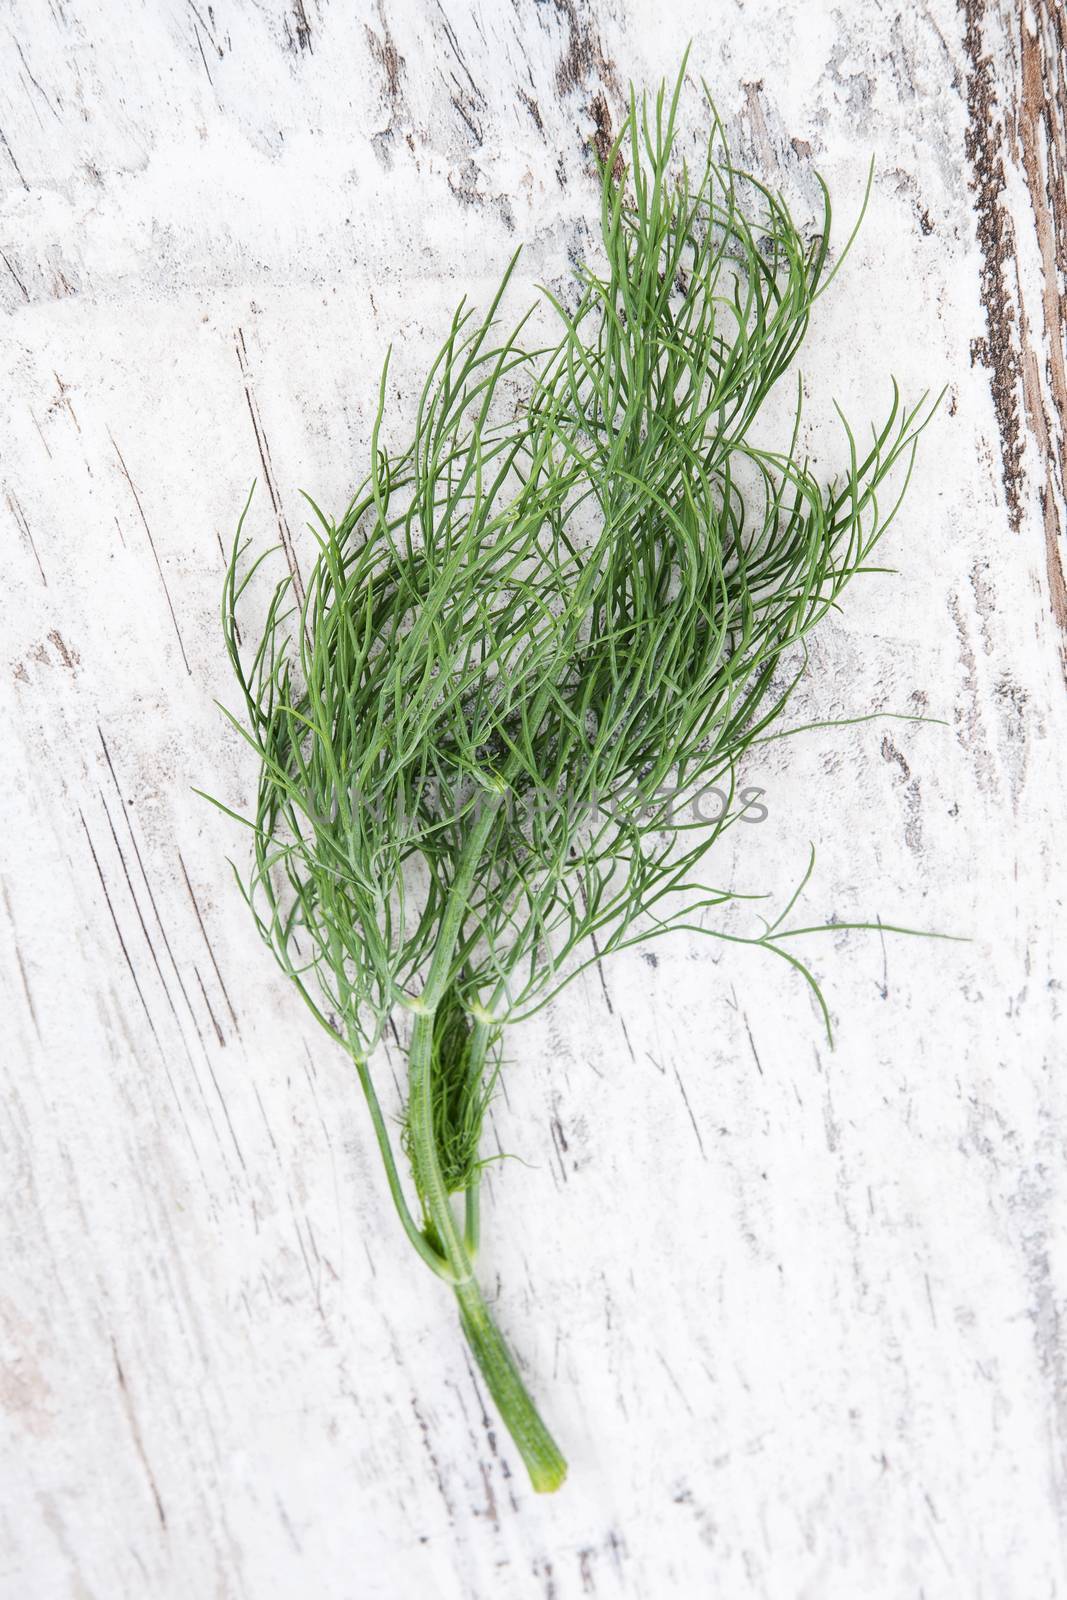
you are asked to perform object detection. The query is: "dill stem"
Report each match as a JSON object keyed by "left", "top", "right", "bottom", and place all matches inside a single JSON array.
[
  {"left": 463, "top": 1018, "right": 492, "bottom": 1255},
  {"left": 406, "top": 800, "right": 566, "bottom": 1491},
  {"left": 454, "top": 1277, "right": 567, "bottom": 1492},
  {"left": 345, "top": 1027, "right": 451, "bottom": 1279},
  {"left": 409, "top": 1009, "right": 566, "bottom": 1492}
]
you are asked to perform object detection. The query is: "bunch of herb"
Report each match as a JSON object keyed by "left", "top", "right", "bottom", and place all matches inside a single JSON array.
[{"left": 206, "top": 66, "right": 937, "bottom": 1492}]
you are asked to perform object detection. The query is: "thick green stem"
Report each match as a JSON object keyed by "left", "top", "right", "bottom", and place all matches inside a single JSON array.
[
  {"left": 408, "top": 1008, "right": 566, "bottom": 1492},
  {"left": 408, "top": 1012, "right": 469, "bottom": 1271},
  {"left": 400, "top": 792, "right": 569, "bottom": 1489},
  {"left": 455, "top": 1275, "right": 567, "bottom": 1493},
  {"left": 347, "top": 1030, "right": 450, "bottom": 1279}
]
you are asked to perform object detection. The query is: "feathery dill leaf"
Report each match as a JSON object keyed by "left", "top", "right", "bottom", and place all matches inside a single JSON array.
[{"left": 205, "top": 62, "right": 940, "bottom": 1492}]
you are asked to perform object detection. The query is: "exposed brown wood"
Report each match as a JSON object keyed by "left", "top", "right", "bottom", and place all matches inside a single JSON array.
[{"left": 963, "top": 0, "right": 1067, "bottom": 671}]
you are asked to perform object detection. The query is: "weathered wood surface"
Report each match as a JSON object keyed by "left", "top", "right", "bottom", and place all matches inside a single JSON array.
[{"left": 1, "top": 2, "right": 1064, "bottom": 1595}]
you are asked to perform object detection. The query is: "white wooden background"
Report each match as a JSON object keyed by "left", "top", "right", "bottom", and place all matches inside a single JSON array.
[{"left": 1, "top": 1, "right": 1064, "bottom": 1595}]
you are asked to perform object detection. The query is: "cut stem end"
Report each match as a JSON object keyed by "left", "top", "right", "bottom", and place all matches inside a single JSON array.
[{"left": 455, "top": 1276, "right": 568, "bottom": 1493}]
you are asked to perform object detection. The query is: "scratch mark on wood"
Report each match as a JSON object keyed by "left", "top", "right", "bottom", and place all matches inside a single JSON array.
[
  {"left": 411, "top": 1394, "right": 455, "bottom": 1521},
  {"left": 78, "top": 806, "right": 162, "bottom": 1047},
  {"left": 673, "top": 1065, "right": 706, "bottom": 1160},
  {"left": 2, "top": 877, "right": 41, "bottom": 1038},
  {"left": 192, "top": 24, "right": 213, "bottom": 86},
  {"left": 584, "top": 924, "right": 634, "bottom": 1058},
  {"left": 1, "top": 247, "right": 29, "bottom": 302},
  {"left": 533, "top": 1554, "right": 558, "bottom": 1599},
  {"left": 95, "top": 788, "right": 249, "bottom": 1166},
  {"left": 98, "top": 729, "right": 236, "bottom": 1064},
  {"left": 177, "top": 851, "right": 240, "bottom": 1034},
  {"left": 285, "top": 0, "right": 313, "bottom": 54},
  {"left": 98, "top": 735, "right": 199, "bottom": 1018},
  {"left": 449, "top": 88, "right": 484, "bottom": 147},
  {"left": 924, "top": 1270, "right": 938, "bottom": 1326},
  {"left": 578, "top": 1546, "right": 596, "bottom": 1593},
  {"left": 28, "top": 408, "right": 51, "bottom": 459},
  {"left": 875, "top": 916, "right": 889, "bottom": 1000},
  {"left": 186, "top": 0, "right": 222, "bottom": 55},
  {"left": 588, "top": 947, "right": 614, "bottom": 1011},
  {"left": 108, "top": 433, "right": 191, "bottom": 674},
  {"left": 517, "top": 88, "right": 544, "bottom": 135},
  {"left": 548, "top": 1107, "right": 569, "bottom": 1183},
  {"left": 434, "top": 2, "right": 483, "bottom": 102},
  {"left": 50, "top": 371, "right": 79, "bottom": 432},
  {"left": 193, "top": 965, "right": 225, "bottom": 1047},
  {"left": 290, "top": 1203, "right": 325, "bottom": 1317},
  {"left": 273, "top": 1493, "right": 302, "bottom": 1553},
  {"left": 94, "top": 783, "right": 241, "bottom": 1165},
  {"left": 234, "top": 328, "right": 305, "bottom": 609},
  {"left": 366, "top": 3, "right": 405, "bottom": 127},
  {"left": 656, "top": 1349, "right": 694, "bottom": 1416},
  {"left": 0, "top": 126, "right": 29, "bottom": 189},
  {"left": 7, "top": 491, "right": 46, "bottom": 584},
  {"left": 78, "top": 806, "right": 203, "bottom": 1165},
  {"left": 742, "top": 1011, "right": 764, "bottom": 1076},
  {"left": 252, "top": 1082, "right": 279, "bottom": 1156},
  {"left": 111, "top": 1341, "right": 167, "bottom": 1529},
  {"left": 13, "top": 39, "right": 61, "bottom": 120}
]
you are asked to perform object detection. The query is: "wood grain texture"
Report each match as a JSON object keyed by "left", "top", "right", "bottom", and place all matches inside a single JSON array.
[
  {"left": 963, "top": 0, "right": 1067, "bottom": 663},
  {"left": 1, "top": 2, "right": 1064, "bottom": 1595}
]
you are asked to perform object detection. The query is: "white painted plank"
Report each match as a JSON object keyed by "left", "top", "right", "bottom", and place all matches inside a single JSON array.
[{"left": 1, "top": 1, "right": 1064, "bottom": 1595}]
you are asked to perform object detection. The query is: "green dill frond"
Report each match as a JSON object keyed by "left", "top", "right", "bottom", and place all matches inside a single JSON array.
[
  {"left": 205, "top": 61, "right": 941, "bottom": 1493},
  {"left": 213, "top": 79, "right": 935, "bottom": 1056}
]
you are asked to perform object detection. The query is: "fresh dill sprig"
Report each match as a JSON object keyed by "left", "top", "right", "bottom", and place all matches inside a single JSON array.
[{"left": 204, "top": 62, "right": 939, "bottom": 1492}]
